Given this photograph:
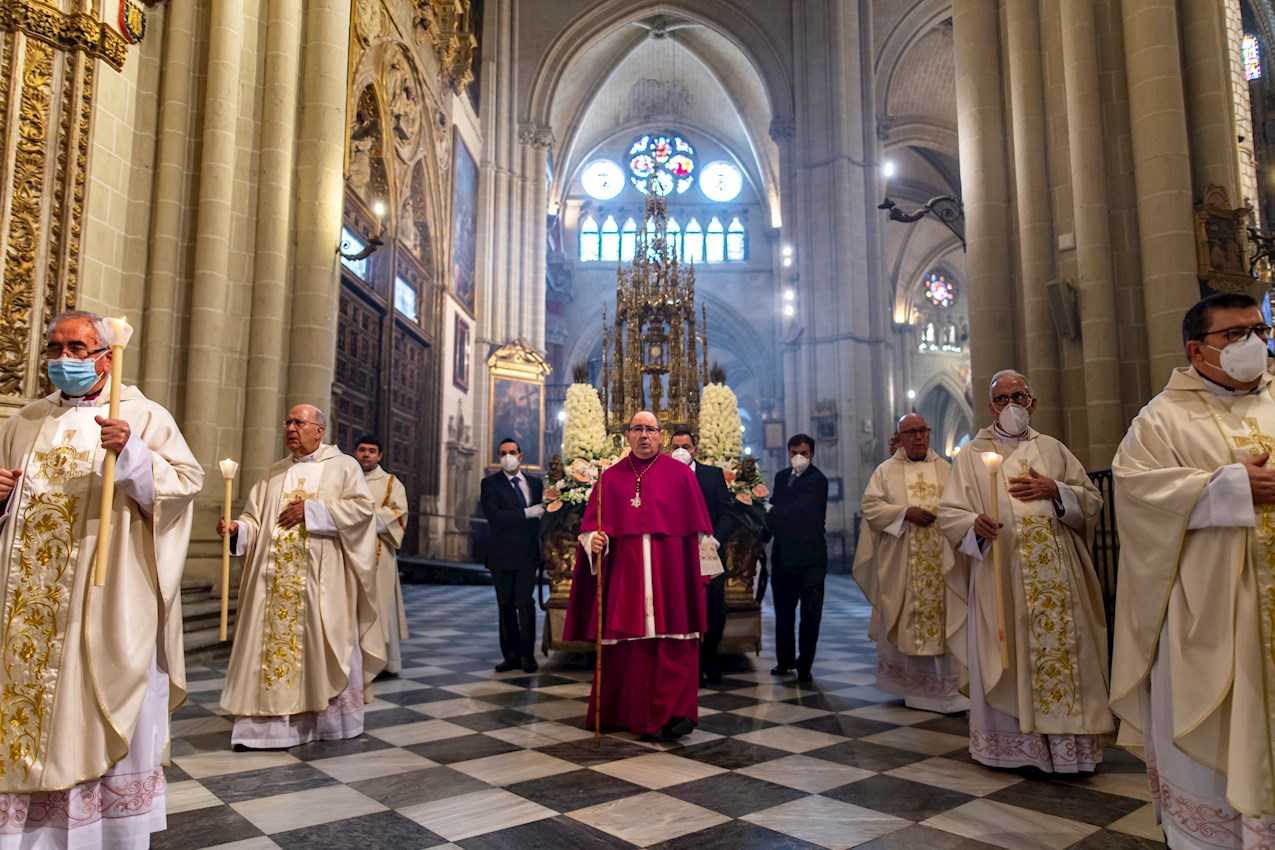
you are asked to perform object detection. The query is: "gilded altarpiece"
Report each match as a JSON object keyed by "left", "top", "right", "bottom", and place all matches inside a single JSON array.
[{"left": 0, "top": 1, "right": 131, "bottom": 414}]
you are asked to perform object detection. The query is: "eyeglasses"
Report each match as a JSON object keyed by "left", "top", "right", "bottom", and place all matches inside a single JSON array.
[
  {"left": 282, "top": 418, "right": 320, "bottom": 428},
  {"left": 43, "top": 344, "right": 106, "bottom": 360},
  {"left": 899, "top": 428, "right": 931, "bottom": 437},
  {"left": 991, "top": 392, "right": 1033, "bottom": 409},
  {"left": 1196, "top": 324, "right": 1272, "bottom": 344},
  {"left": 627, "top": 425, "right": 660, "bottom": 434}
]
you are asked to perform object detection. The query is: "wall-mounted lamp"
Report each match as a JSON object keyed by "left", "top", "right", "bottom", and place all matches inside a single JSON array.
[
  {"left": 338, "top": 200, "right": 386, "bottom": 262},
  {"left": 877, "top": 162, "right": 966, "bottom": 249}
]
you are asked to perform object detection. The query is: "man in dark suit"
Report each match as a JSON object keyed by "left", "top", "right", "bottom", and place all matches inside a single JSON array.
[
  {"left": 670, "top": 430, "right": 737, "bottom": 684},
  {"left": 479, "top": 438, "right": 545, "bottom": 673},
  {"left": 768, "top": 433, "right": 829, "bottom": 683}
]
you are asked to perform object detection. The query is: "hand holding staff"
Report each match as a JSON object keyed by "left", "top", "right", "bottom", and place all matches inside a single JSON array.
[
  {"left": 93, "top": 316, "right": 134, "bottom": 587},
  {"left": 981, "top": 452, "right": 1010, "bottom": 669},
  {"left": 218, "top": 458, "right": 239, "bottom": 640}
]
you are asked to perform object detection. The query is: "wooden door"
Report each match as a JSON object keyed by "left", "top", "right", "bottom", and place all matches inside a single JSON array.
[
  {"left": 388, "top": 320, "right": 429, "bottom": 555},
  {"left": 334, "top": 283, "right": 384, "bottom": 455}
]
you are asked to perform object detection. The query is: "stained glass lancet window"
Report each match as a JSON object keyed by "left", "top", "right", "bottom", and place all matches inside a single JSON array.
[
  {"left": 600, "top": 216, "right": 620, "bottom": 263},
  {"left": 924, "top": 272, "right": 957, "bottom": 308},
  {"left": 629, "top": 132, "right": 695, "bottom": 195},
  {"left": 1245, "top": 34, "right": 1262, "bottom": 81},
  {"left": 705, "top": 218, "right": 725, "bottom": 263},
  {"left": 667, "top": 218, "right": 682, "bottom": 259},
  {"left": 620, "top": 218, "right": 638, "bottom": 262},
  {"left": 726, "top": 217, "right": 746, "bottom": 261},
  {"left": 579, "top": 216, "right": 600, "bottom": 262},
  {"left": 684, "top": 219, "right": 704, "bottom": 263}
]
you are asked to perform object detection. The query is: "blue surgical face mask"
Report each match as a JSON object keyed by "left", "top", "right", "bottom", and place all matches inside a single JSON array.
[{"left": 47, "top": 354, "right": 104, "bottom": 397}]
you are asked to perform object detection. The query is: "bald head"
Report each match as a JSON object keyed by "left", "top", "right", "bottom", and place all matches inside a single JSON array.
[
  {"left": 896, "top": 413, "right": 931, "bottom": 461},
  {"left": 626, "top": 410, "right": 661, "bottom": 460},
  {"left": 285, "top": 403, "right": 326, "bottom": 457}
]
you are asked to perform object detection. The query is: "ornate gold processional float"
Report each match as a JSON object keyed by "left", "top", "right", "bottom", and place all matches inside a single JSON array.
[{"left": 539, "top": 194, "right": 767, "bottom": 654}]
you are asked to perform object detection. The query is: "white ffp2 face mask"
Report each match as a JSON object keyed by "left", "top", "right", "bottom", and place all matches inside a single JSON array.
[
  {"left": 500, "top": 454, "right": 521, "bottom": 474},
  {"left": 997, "top": 404, "right": 1031, "bottom": 436},
  {"left": 672, "top": 448, "right": 693, "bottom": 465},
  {"left": 1209, "top": 333, "right": 1271, "bottom": 383},
  {"left": 790, "top": 454, "right": 811, "bottom": 475}
]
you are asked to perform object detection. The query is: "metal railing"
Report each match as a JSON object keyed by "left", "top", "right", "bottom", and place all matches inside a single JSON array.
[{"left": 1087, "top": 468, "right": 1119, "bottom": 659}]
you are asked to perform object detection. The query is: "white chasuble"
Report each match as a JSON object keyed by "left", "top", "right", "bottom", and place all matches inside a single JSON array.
[
  {"left": 939, "top": 427, "right": 1113, "bottom": 737},
  {"left": 1113, "top": 366, "right": 1275, "bottom": 817},
  {"left": 222, "top": 445, "right": 385, "bottom": 718},
  {"left": 366, "top": 465, "right": 409, "bottom": 651},
  {"left": 0, "top": 388, "right": 201, "bottom": 796},
  {"left": 853, "top": 451, "right": 957, "bottom": 658}
]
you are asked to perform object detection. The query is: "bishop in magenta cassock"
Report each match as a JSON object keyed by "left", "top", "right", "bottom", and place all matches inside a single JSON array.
[{"left": 564, "top": 410, "right": 717, "bottom": 740}]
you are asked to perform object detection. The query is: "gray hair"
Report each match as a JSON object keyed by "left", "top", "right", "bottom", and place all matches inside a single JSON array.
[
  {"left": 47, "top": 310, "right": 107, "bottom": 347},
  {"left": 988, "top": 369, "right": 1032, "bottom": 400},
  {"left": 292, "top": 404, "right": 327, "bottom": 427}
]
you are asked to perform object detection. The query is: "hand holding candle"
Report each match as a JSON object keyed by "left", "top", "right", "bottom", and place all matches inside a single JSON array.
[
  {"left": 93, "top": 316, "right": 134, "bottom": 587},
  {"left": 218, "top": 458, "right": 239, "bottom": 641},
  {"left": 981, "top": 451, "right": 1010, "bottom": 669}
]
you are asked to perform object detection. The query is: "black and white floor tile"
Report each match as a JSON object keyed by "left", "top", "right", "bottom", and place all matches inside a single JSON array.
[{"left": 159, "top": 576, "right": 1165, "bottom": 849}]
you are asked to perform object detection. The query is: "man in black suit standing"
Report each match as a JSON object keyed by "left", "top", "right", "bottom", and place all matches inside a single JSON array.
[
  {"left": 479, "top": 438, "right": 545, "bottom": 673},
  {"left": 768, "top": 433, "right": 829, "bottom": 683},
  {"left": 670, "top": 430, "right": 736, "bottom": 684}
]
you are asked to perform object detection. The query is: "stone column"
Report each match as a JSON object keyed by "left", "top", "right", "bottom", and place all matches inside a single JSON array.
[
  {"left": 243, "top": 0, "right": 303, "bottom": 483},
  {"left": 182, "top": 0, "right": 244, "bottom": 465},
  {"left": 1061, "top": 0, "right": 1124, "bottom": 465},
  {"left": 1181, "top": 0, "right": 1240, "bottom": 199},
  {"left": 1005, "top": 0, "right": 1061, "bottom": 435},
  {"left": 530, "top": 128, "right": 552, "bottom": 351},
  {"left": 141, "top": 0, "right": 197, "bottom": 407},
  {"left": 0, "top": 6, "right": 128, "bottom": 410},
  {"left": 1120, "top": 0, "right": 1201, "bottom": 385},
  {"left": 953, "top": 0, "right": 1017, "bottom": 396},
  {"left": 288, "top": 0, "right": 351, "bottom": 409}
]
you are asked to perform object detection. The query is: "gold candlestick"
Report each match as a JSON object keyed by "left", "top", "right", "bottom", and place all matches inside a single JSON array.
[
  {"left": 981, "top": 451, "right": 1010, "bottom": 669},
  {"left": 93, "top": 316, "right": 135, "bottom": 587}
]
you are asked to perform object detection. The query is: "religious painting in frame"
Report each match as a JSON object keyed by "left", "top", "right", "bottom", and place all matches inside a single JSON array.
[
  {"left": 486, "top": 341, "right": 552, "bottom": 471},
  {"left": 453, "top": 314, "right": 471, "bottom": 392},
  {"left": 763, "top": 421, "right": 785, "bottom": 451},
  {"left": 1193, "top": 183, "right": 1254, "bottom": 294},
  {"left": 451, "top": 131, "right": 479, "bottom": 316}
]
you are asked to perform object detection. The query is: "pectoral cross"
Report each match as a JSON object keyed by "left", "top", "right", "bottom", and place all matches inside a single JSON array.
[
  {"left": 1234, "top": 417, "right": 1275, "bottom": 466},
  {"left": 630, "top": 495, "right": 641, "bottom": 508}
]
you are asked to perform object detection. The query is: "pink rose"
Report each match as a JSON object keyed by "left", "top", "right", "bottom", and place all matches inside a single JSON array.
[
  {"left": 723, "top": 469, "right": 737, "bottom": 485},
  {"left": 735, "top": 491, "right": 753, "bottom": 505},
  {"left": 752, "top": 484, "right": 769, "bottom": 498},
  {"left": 546, "top": 501, "right": 563, "bottom": 512}
]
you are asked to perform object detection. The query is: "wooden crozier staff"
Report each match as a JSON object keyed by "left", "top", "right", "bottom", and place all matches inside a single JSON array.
[
  {"left": 93, "top": 316, "right": 135, "bottom": 587},
  {"left": 219, "top": 458, "right": 239, "bottom": 640},
  {"left": 593, "top": 472, "right": 605, "bottom": 746},
  {"left": 981, "top": 451, "right": 1010, "bottom": 668}
]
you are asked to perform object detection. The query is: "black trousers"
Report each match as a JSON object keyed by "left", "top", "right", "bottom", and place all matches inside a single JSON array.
[
  {"left": 700, "top": 573, "right": 727, "bottom": 673},
  {"left": 771, "top": 564, "right": 827, "bottom": 672},
  {"left": 491, "top": 567, "right": 536, "bottom": 661}
]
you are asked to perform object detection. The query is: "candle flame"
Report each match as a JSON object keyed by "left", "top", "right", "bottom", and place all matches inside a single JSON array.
[
  {"left": 218, "top": 458, "right": 239, "bottom": 479},
  {"left": 981, "top": 451, "right": 1002, "bottom": 470}
]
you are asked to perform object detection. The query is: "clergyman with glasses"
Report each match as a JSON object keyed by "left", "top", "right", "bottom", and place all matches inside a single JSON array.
[
  {"left": 1111, "top": 292, "right": 1275, "bottom": 846},
  {"left": 0, "top": 310, "right": 203, "bottom": 848},
  {"left": 938, "top": 370, "right": 1113, "bottom": 774},
  {"left": 218, "top": 404, "right": 386, "bottom": 749},
  {"left": 853, "top": 413, "right": 968, "bottom": 713},
  {"left": 563, "top": 411, "right": 718, "bottom": 741}
]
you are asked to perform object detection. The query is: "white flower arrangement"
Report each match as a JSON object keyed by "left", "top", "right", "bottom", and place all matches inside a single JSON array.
[
  {"left": 561, "top": 383, "right": 609, "bottom": 461},
  {"left": 698, "top": 382, "right": 743, "bottom": 463}
]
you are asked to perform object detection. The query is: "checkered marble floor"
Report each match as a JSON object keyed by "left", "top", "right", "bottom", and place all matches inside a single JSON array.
[{"left": 160, "top": 576, "right": 1165, "bottom": 850}]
